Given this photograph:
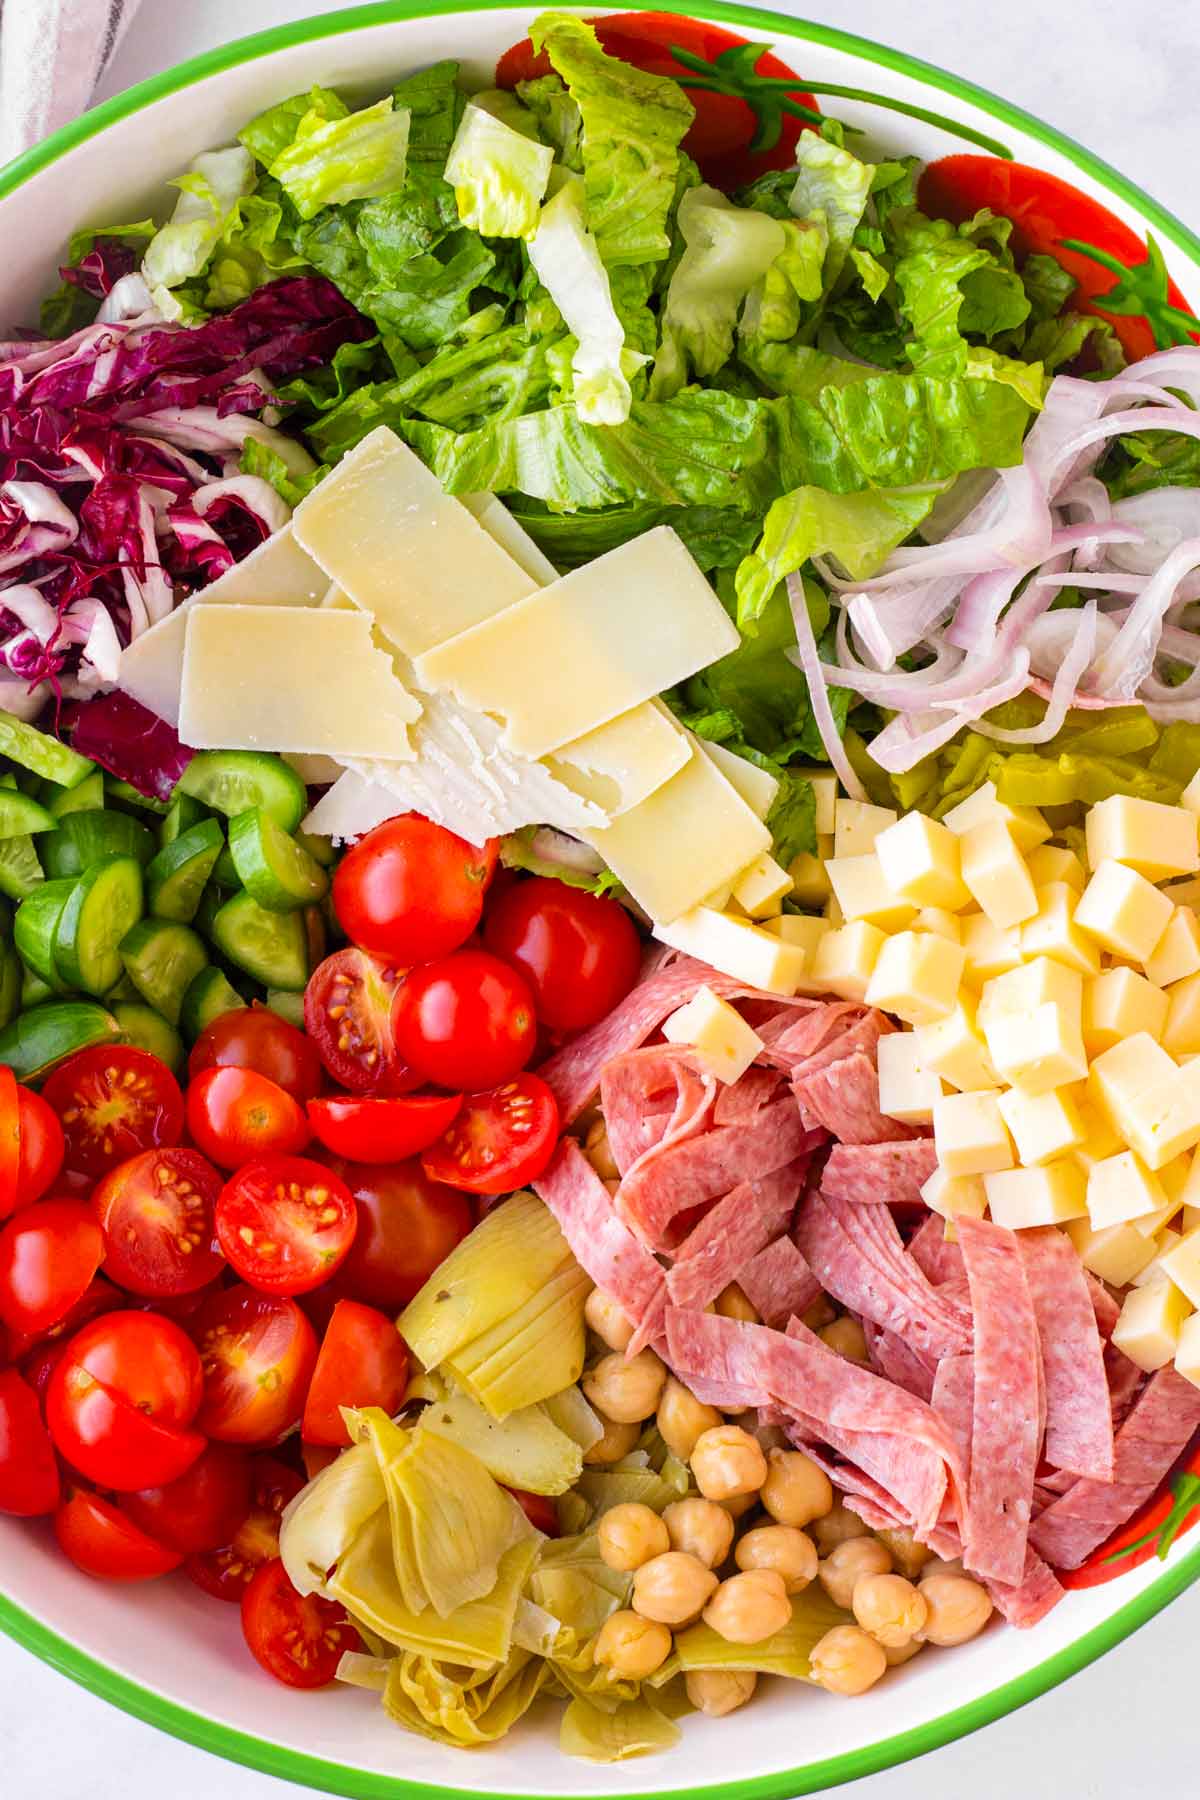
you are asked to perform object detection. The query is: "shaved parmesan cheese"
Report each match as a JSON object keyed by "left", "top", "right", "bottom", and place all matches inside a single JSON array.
[
  {"left": 460, "top": 493, "right": 558, "bottom": 585},
  {"left": 302, "top": 769, "right": 403, "bottom": 841},
  {"left": 547, "top": 704, "right": 690, "bottom": 817},
  {"left": 695, "top": 734, "right": 780, "bottom": 820}
]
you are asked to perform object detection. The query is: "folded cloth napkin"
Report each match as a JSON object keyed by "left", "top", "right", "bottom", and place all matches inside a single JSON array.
[{"left": 0, "top": 0, "right": 142, "bottom": 165}]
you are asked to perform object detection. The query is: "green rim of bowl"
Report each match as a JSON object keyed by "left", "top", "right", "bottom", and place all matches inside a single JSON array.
[{"left": 3, "top": 2, "right": 1200, "bottom": 1794}]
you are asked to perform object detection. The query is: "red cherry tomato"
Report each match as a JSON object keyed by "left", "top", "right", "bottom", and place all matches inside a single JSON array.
[
  {"left": 186, "top": 1068, "right": 310, "bottom": 1171},
  {"left": 332, "top": 814, "right": 498, "bottom": 964},
  {"left": 188, "top": 1005, "right": 323, "bottom": 1102},
  {"left": 918, "top": 155, "right": 1198, "bottom": 362},
  {"left": 121, "top": 1443, "right": 253, "bottom": 1554},
  {"left": 508, "top": 1486, "right": 559, "bottom": 1536},
  {"left": 0, "top": 1199, "right": 104, "bottom": 1336},
  {"left": 55, "top": 1488, "right": 183, "bottom": 1581},
  {"left": 0, "top": 1367, "right": 60, "bottom": 1516},
  {"left": 185, "top": 1454, "right": 303, "bottom": 1601},
  {"left": 421, "top": 1075, "right": 560, "bottom": 1194},
  {"left": 0, "top": 1067, "right": 19, "bottom": 1218},
  {"left": 92, "top": 1147, "right": 224, "bottom": 1297},
  {"left": 330, "top": 1158, "right": 473, "bottom": 1311},
  {"left": 42, "top": 1046, "right": 182, "bottom": 1180},
  {"left": 302, "top": 1442, "right": 339, "bottom": 1480},
  {"left": 242, "top": 1557, "right": 360, "bottom": 1688},
  {"left": 306, "top": 1092, "right": 463, "bottom": 1164},
  {"left": 495, "top": 11, "right": 822, "bottom": 190},
  {"left": 483, "top": 876, "right": 642, "bottom": 1033},
  {"left": 47, "top": 1311, "right": 205, "bottom": 1491},
  {"left": 215, "top": 1155, "right": 357, "bottom": 1296},
  {"left": 4, "top": 1086, "right": 65, "bottom": 1213},
  {"left": 392, "top": 949, "right": 537, "bottom": 1091},
  {"left": 193, "top": 1285, "right": 318, "bottom": 1446},
  {"left": 8, "top": 1273, "right": 124, "bottom": 1368},
  {"left": 301, "top": 1299, "right": 409, "bottom": 1447},
  {"left": 304, "top": 948, "right": 414, "bottom": 1095}
]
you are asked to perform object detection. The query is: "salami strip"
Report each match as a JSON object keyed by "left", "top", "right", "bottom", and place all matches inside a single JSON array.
[
  {"left": 1020, "top": 1227, "right": 1114, "bottom": 1482},
  {"left": 1087, "top": 1273, "right": 1121, "bottom": 1339},
  {"left": 738, "top": 1236, "right": 821, "bottom": 1329},
  {"left": 907, "top": 1213, "right": 966, "bottom": 1286},
  {"left": 865, "top": 1321, "right": 937, "bottom": 1401},
  {"left": 931, "top": 1354, "right": 975, "bottom": 1471},
  {"left": 822, "top": 1139, "right": 939, "bottom": 1208},
  {"left": 666, "top": 1164, "right": 803, "bottom": 1312},
  {"left": 712, "top": 1065, "right": 784, "bottom": 1125},
  {"left": 767, "top": 1007, "right": 892, "bottom": 1080},
  {"left": 957, "top": 1218, "right": 1043, "bottom": 1587},
  {"left": 1106, "top": 1343, "right": 1145, "bottom": 1429},
  {"left": 1030, "top": 1368, "right": 1200, "bottom": 1570},
  {"left": 663, "top": 1306, "right": 772, "bottom": 1410},
  {"left": 533, "top": 1139, "right": 667, "bottom": 1353},
  {"left": 600, "top": 1045, "right": 716, "bottom": 1177},
  {"left": 793, "top": 1050, "right": 914, "bottom": 1145}
]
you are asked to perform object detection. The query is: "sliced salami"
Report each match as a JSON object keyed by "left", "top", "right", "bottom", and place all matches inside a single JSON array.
[
  {"left": 737, "top": 1236, "right": 822, "bottom": 1329},
  {"left": 600, "top": 1045, "right": 716, "bottom": 1177},
  {"left": 712, "top": 1065, "right": 785, "bottom": 1125},
  {"left": 822, "top": 1139, "right": 939, "bottom": 1208},
  {"left": 768, "top": 1007, "right": 892, "bottom": 1080},
  {"left": 533, "top": 1139, "right": 667, "bottom": 1353},
  {"left": 865, "top": 1321, "right": 937, "bottom": 1402},
  {"left": 907, "top": 1213, "right": 966, "bottom": 1286},
  {"left": 1020, "top": 1227, "right": 1114, "bottom": 1483},
  {"left": 666, "top": 1164, "right": 804, "bottom": 1312},
  {"left": 931, "top": 1353, "right": 975, "bottom": 1471},
  {"left": 794, "top": 1049, "right": 914, "bottom": 1145}
]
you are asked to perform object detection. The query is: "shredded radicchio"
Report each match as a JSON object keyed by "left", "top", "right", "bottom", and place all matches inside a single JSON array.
[{"left": 63, "top": 688, "right": 194, "bottom": 801}]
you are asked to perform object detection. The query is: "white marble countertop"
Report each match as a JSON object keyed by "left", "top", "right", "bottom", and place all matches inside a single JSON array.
[{"left": 4, "top": 0, "right": 1200, "bottom": 1794}]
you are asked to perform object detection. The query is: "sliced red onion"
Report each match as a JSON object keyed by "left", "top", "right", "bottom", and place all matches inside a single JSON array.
[
  {"left": 945, "top": 567, "right": 1024, "bottom": 652},
  {"left": 976, "top": 604, "right": 1101, "bottom": 743},
  {"left": 1087, "top": 538, "right": 1200, "bottom": 697},
  {"left": 866, "top": 652, "right": 1033, "bottom": 772},
  {"left": 1107, "top": 489, "right": 1200, "bottom": 573},
  {"left": 785, "top": 571, "right": 866, "bottom": 800},
  {"left": 528, "top": 828, "right": 606, "bottom": 875}
]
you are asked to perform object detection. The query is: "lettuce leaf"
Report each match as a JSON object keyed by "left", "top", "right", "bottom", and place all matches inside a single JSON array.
[
  {"left": 528, "top": 174, "right": 642, "bottom": 424},
  {"left": 787, "top": 134, "right": 875, "bottom": 287},
  {"left": 239, "top": 85, "right": 349, "bottom": 167},
  {"left": 267, "top": 96, "right": 411, "bottom": 220},
  {"left": 444, "top": 100, "right": 554, "bottom": 238},
  {"left": 142, "top": 148, "right": 256, "bottom": 301},
  {"left": 651, "top": 186, "right": 786, "bottom": 398}
]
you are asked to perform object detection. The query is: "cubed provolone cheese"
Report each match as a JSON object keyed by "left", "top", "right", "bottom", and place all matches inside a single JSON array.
[
  {"left": 1026, "top": 844, "right": 1087, "bottom": 893},
  {"left": 833, "top": 798, "right": 897, "bottom": 857},
  {"left": 1085, "top": 793, "right": 1199, "bottom": 882},
  {"left": 662, "top": 986, "right": 764, "bottom": 1084},
  {"left": 1067, "top": 1217, "right": 1159, "bottom": 1286},
  {"left": 914, "top": 907, "right": 963, "bottom": 943},
  {"left": 789, "top": 838, "right": 833, "bottom": 908},
  {"left": 941, "top": 780, "right": 1050, "bottom": 852},
  {"left": 983, "top": 1001, "right": 1087, "bottom": 1097},
  {"left": 1158, "top": 1226, "right": 1200, "bottom": 1308},
  {"left": 760, "top": 914, "right": 829, "bottom": 965},
  {"left": 653, "top": 906, "right": 805, "bottom": 995},
  {"left": 864, "top": 929, "right": 965, "bottom": 1026},
  {"left": 1144, "top": 905, "right": 1200, "bottom": 989},
  {"left": 933, "top": 1089, "right": 1014, "bottom": 1176},
  {"left": 1073, "top": 858, "right": 1173, "bottom": 963},
  {"left": 920, "top": 1166, "right": 987, "bottom": 1228},
  {"left": 1111, "top": 1280, "right": 1193, "bottom": 1372},
  {"left": 997, "top": 1084, "right": 1086, "bottom": 1168},
  {"left": 1020, "top": 881, "right": 1101, "bottom": 976},
  {"left": 984, "top": 1160, "right": 1088, "bottom": 1228},
  {"left": 1086, "top": 1150, "right": 1167, "bottom": 1229},
  {"left": 877, "top": 1032, "right": 944, "bottom": 1126},
  {"left": 825, "top": 853, "right": 918, "bottom": 933},
  {"left": 1164, "top": 970, "right": 1200, "bottom": 1056},
  {"left": 959, "top": 819, "right": 1039, "bottom": 929},
  {"left": 810, "top": 921, "right": 886, "bottom": 1002},
  {"left": 977, "top": 956, "right": 1082, "bottom": 1034},
  {"left": 1175, "top": 1309, "right": 1200, "bottom": 1388},
  {"left": 960, "top": 911, "right": 1025, "bottom": 986},
  {"left": 806, "top": 771, "right": 838, "bottom": 836},
  {"left": 731, "top": 853, "right": 793, "bottom": 919},
  {"left": 874, "top": 811, "right": 970, "bottom": 911},
  {"left": 915, "top": 997, "right": 998, "bottom": 1093},
  {"left": 1082, "top": 965, "right": 1168, "bottom": 1056}
]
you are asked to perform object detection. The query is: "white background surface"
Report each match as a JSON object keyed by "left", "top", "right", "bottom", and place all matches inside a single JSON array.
[{"left": 2, "top": 0, "right": 1198, "bottom": 1794}]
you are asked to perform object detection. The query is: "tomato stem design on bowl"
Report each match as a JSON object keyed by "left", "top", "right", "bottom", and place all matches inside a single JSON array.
[{"left": 1060, "top": 231, "right": 1200, "bottom": 349}]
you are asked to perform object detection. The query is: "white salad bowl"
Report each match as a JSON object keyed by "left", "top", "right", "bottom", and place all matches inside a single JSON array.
[{"left": 3, "top": 4, "right": 1200, "bottom": 1795}]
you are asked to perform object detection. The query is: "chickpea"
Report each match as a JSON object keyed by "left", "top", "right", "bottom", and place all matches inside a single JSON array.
[
  {"left": 919, "top": 1555, "right": 964, "bottom": 1581},
  {"left": 583, "top": 1349, "right": 667, "bottom": 1424},
  {"left": 702, "top": 1569, "right": 791, "bottom": 1644},
  {"left": 802, "top": 1295, "right": 837, "bottom": 1332},
  {"left": 818, "top": 1316, "right": 870, "bottom": 1364},
  {"left": 584, "top": 1287, "right": 635, "bottom": 1353},
  {"left": 598, "top": 1502, "right": 670, "bottom": 1573},
  {"left": 875, "top": 1527, "right": 933, "bottom": 1580},
  {"left": 811, "top": 1498, "right": 869, "bottom": 1555},
  {"left": 657, "top": 1377, "right": 721, "bottom": 1462},
  {"left": 884, "top": 1638, "right": 925, "bottom": 1668},
  {"left": 809, "top": 1625, "right": 888, "bottom": 1696},
  {"left": 663, "top": 1497, "right": 734, "bottom": 1570},
  {"left": 691, "top": 1424, "right": 767, "bottom": 1501},
  {"left": 632, "top": 1551, "right": 718, "bottom": 1626},
  {"left": 721, "top": 1490, "right": 759, "bottom": 1521},
  {"left": 714, "top": 1283, "right": 760, "bottom": 1323},
  {"left": 685, "top": 1669, "right": 757, "bottom": 1718},
  {"left": 583, "top": 1117, "right": 620, "bottom": 1180},
  {"left": 818, "top": 1537, "right": 892, "bottom": 1610},
  {"left": 760, "top": 1448, "right": 833, "bottom": 1528},
  {"left": 593, "top": 1609, "right": 672, "bottom": 1680},
  {"left": 735, "top": 1524, "right": 818, "bottom": 1594},
  {"left": 852, "top": 1573, "right": 929, "bottom": 1648},
  {"left": 584, "top": 1415, "right": 641, "bottom": 1465},
  {"left": 916, "top": 1573, "right": 993, "bottom": 1646}
]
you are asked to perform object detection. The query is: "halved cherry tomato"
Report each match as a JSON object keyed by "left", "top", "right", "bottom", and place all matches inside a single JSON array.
[
  {"left": 43, "top": 1046, "right": 183, "bottom": 1179},
  {"left": 92, "top": 1147, "right": 224, "bottom": 1297},
  {"left": 332, "top": 815, "right": 498, "bottom": 965},
  {"left": 242, "top": 1556, "right": 360, "bottom": 1688},
  {"left": 421, "top": 1075, "right": 559, "bottom": 1195},
  {"left": 304, "top": 948, "right": 414, "bottom": 1095},
  {"left": 216, "top": 1154, "right": 357, "bottom": 1295},
  {"left": 508, "top": 1486, "right": 559, "bottom": 1537},
  {"left": 7, "top": 1274, "right": 124, "bottom": 1368},
  {"left": 56, "top": 1488, "right": 183, "bottom": 1581},
  {"left": 15, "top": 1088, "right": 66, "bottom": 1209},
  {"left": 0, "top": 1067, "right": 19, "bottom": 1219},
  {"left": 189, "top": 1005, "right": 323, "bottom": 1102},
  {"left": 484, "top": 876, "right": 642, "bottom": 1033},
  {"left": 47, "top": 1311, "right": 205, "bottom": 1491},
  {"left": 121, "top": 1443, "right": 253, "bottom": 1554},
  {"left": 0, "top": 1199, "right": 104, "bottom": 1336},
  {"left": 302, "top": 1299, "right": 409, "bottom": 1447},
  {"left": 0, "top": 1367, "right": 60, "bottom": 1516},
  {"left": 186, "top": 1068, "right": 310, "bottom": 1171},
  {"left": 329, "top": 1158, "right": 474, "bottom": 1311},
  {"left": 496, "top": 12, "right": 821, "bottom": 190},
  {"left": 193, "top": 1285, "right": 318, "bottom": 1445},
  {"left": 306, "top": 1092, "right": 462, "bottom": 1164},
  {"left": 186, "top": 1454, "right": 303, "bottom": 1601},
  {"left": 392, "top": 949, "right": 537, "bottom": 1091}
]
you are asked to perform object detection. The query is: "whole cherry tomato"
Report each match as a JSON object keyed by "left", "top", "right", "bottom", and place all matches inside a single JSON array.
[
  {"left": 484, "top": 876, "right": 642, "bottom": 1032},
  {"left": 121, "top": 1442, "right": 253, "bottom": 1554},
  {"left": 185, "top": 1068, "right": 310, "bottom": 1171},
  {"left": 43, "top": 1046, "right": 182, "bottom": 1179},
  {"left": 92, "top": 1148, "right": 224, "bottom": 1297},
  {"left": 391, "top": 949, "right": 537, "bottom": 1091},
  {"left": 0, "top": 1367, "right": 60, "bottom": 1516},
  {"left": 215, "top": 1155, "right": 356, "bottom": 1295},
  {"left": 332, "top": 814, "right": 497, "bottom": 964},
  {"left": 55, "top": 1488, "right": 184, "bottom": 1581},
  {"left": 188, "top": 1005, "right": 323, "bottom": 1102},
  {"left": 193, "top": 1285, "right": 318, "bottom": 1446},
  {"left": 304, "top": 949, "right": 413, "bottom": 1094},
  {"left": 301, "top": 1299, "right": 409, "bottom": 1447},
  {"left": 0, "top": 1199, "right": 104, "bottom": 1336},
  {"left": 329, "top": 1158, "right": 473, "bottom": 1312},
  {"left": 421, "top": 1074, "right": 559, "bottom": 1195},
  {"left": 306, "top": 1092, "right": 462, "bottom": 1164},
  {"left": 241, "top": 1557, "right": 360, "bottom": 1687},
  {"left": 47, "top": 1310, "right": 205, "bottom": 1491}
]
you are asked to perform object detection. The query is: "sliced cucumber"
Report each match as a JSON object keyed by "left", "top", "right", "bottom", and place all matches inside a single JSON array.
[
  {"left": 160, "top": 793, "right": 208, "bottom": 846},
  {"left": 296, "top": 828, "right": 337, "bottom": 869},
  {"left": 119, "top": 919, "right": 209, "bottom": 1027},
  {"left": 0, "top": 836, "right": 44, "bottom": 901},
  {"left": 146, "top": 820, "right": 224, "bottom": 923},
  {"left": 55, "top": 855, "right": 145, "bottom": 997},
  {"left": 40, "top": 769, "right": 106, "bottom": 818},
  {"left": 0, "top": 711, "right": 94, "bottom": 789},
  {"left": 178, "top": 751, "right": 306, "bottom": 834},
  {"left": 41, "top": 810, "right": 157, "bottom": 879},
  {"left": 265, "top": 989, "right": 307, "bottom": 1029},
  {"left": 0, "top": 1000, "right": 120, "bottom": 1082},
  {"left": 14, "top": 879, "right": 78, "bottom": 991},
  {"left": 229, "top": 808, "right": 329, "bottom": 912},
  {"left": 0, "top": 941, "right": 20, "bottom": 1030},
  {"left": 212, "top": 844, "right": 241, "bottom": 888},
  {"left": 20, "top": 969, "right": 56, "bottom": 1008},
  {"left": 106, "top": 777, "right": 170, "bottom": 815},
  {"left": 113, "top": 1002, "right": 185, "bottom": 1074},
  {"left": 104, "top": 972, "right": 141, "bottom": 1004},
  {"left": 180, "top": 965, "right": 245, "bottom": 1040},
  {"left": 211, "top": 890, "right": 309, "bottom": 991},
  {"left": 0, "top": 790, "right": 55, "bottom": 840},
  {"left": 194, "top": 882, "right": 235, "bottom": 941}
]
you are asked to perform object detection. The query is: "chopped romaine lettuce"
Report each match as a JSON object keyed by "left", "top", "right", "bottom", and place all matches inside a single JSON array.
[
  {"left": 528, "top": 173, "right": 643, "bottom": 424},
  {"left": 444, "top": 99, "right": 554, "bottom": 238},
  {"left": 268, "top": 96, "right": 411, "bottom": 219}
]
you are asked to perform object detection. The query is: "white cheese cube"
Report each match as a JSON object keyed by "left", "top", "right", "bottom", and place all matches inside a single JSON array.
[
  {"left": 1158, "top": 1227, "right": 1200, "bottom": 1308},
  {"left": 985, "top": 1160, "right": 1088, "bottom": 1228},
  {"left": 662, "top": 986, "right": 765, "bottom": 1085},
  {"left": 977, "top": 956, "right": 1083, "bottom": 1034},
  {"left": 1145, "top": 905, "right": 1200, "bottom": 989},
  {"left": 864, "top": 930, "right": 966, "bottom": 1027},
  {"left": 1085, "top": 794, "right": 1199, "bottom": 882},
  {"left": 760, "top": 914, "right": 829, "bottom": 964},
  {"left": 1174, "top": 1309, "right": 1200, "bottom": 1388},
  {"left": 874, "top": 812, "right": 970, "bottom": 911},
  {"left": 997, "top": 1085, "right": 1086, "bottom": 1168},
  {"left": 731, "top": 853, "right": 793, "bottom": 920},
  {"left": 933, "top": 1089, "right": 1014, "bottom": 1176},
  {"left": 915, "top": 997, "right": 998, "bottom": 1093},
  {"left": 921, "top": 1166, "right": 987, "bottom": 1228},
  {"left": 983, "top": 1001, "right": 1087, "bottom": 1096},
  {"left": 834, "top": 798, "right": 897, "bottom": 857},
  {"left": 1074, "top": 858, "right": 1173, "bottom": 963},
  {"left": 806, "top": 772, "right": 838, "bottom": 837},
  {"left": 810, "top": 922, "right": 886, "bottom": 1002},
  {"left": 1067, "top": 1217, "right": 1160, "bottom": 1285},
  {"left": 942, "top": 780, "right": 1051, "bottom": 852},
  {"left": 825, "top": 853, "right": 918, "bottom": 932},
  {"left": 1088, "top": 1033, "right": 1178, "bottom": 1138},
  {"left": 1121, "top": 1060, "right": 1200, "bottom": 1170},
  {"left": 1132, "top": 1227, "right": 1184, "bottom": 1282},
  {"left": 960, "top": 820, "right": 1039, "bottom": 929},
  {"left": 877, "top": 1033, "right": 945, "bottom": 1126},
  {"left": 1027, "top": 844, "right": 1087, "bottom": 893},
  {"left": 914, "top": 907, "right": 963, "bottom": 942},
  {"left": 1070, "top": 1100, "right": 1127, "bottom": 1173},
  {"left": 960, "top": 911, "right": 1025, "bottom": 986},
  {"left": 1086, "top": 1151, "right": 1167, "bottom": 1229},
  {"left": 1164, "top": 970, "right": 1200, "bottom": 1056},
  {"left": 825, "top": 889, "right": 845, "bottom": 928},
  {"left": 653, "top": 908, "right": 806, "bottom": 996},
  {"left": 788, "top": 836, "right": 832, "bottom": 907},
  {"left": 1112, "top": 1281, "right": 1193, "bottom": 1372},
  {"left": 1020, "top": 881, "right": 1101, "bottom": 976},
  {"left": 1082, "top": 965, "right": 1168, "bottom": 1056}
]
